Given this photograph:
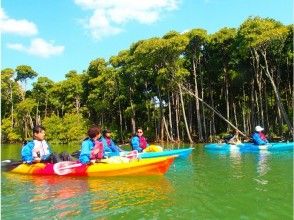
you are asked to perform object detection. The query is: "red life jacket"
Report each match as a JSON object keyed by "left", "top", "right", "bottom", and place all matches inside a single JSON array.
[
  {"left": 90, "top": 141, "right": 104, "bottom": 159},
  {"left": 259, "top": 132, "right": 267, "bottom": 141},
  {"left": 139, "top": 136, "right": 148, "bottom": 149}
]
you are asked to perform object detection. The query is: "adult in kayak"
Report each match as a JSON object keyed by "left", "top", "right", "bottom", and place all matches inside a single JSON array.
[
  {"left": 130, "top": 128, "right": 149, "bottom": 152},
  {"left": 21, "top": 125, "right": 66, "bottom": 164},
  {"left": 252, "top": 125, "right": 269, "bottom": 145},
  {"left": 79, "top": 126, "right": 104, "bottom": 164},
  {"left": 100, "top": 129, "right": 123, "bottom": 156}
]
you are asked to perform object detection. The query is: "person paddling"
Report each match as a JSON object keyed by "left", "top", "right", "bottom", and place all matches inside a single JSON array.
[{"left": 251, "top": 125, "right": 269, "bottom": 145}]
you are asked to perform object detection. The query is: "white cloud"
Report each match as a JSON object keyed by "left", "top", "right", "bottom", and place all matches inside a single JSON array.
[
  {"left": 0, "top": 8, "right": 38, "bottom": 36},
  {"left": 7, "top": 38, "right": 64, "bottom": 58},
  {"left": 74, "top": 0, "right": 180, "bottom": 39}
]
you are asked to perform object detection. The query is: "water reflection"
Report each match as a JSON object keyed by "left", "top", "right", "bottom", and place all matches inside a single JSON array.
[
  {"left": 254, "top": 151, "right": 271, "bottom": 192},
  {"left": 229, "top": 148, "right": 242, "bottom": 166},
  {"left": 87, "top": 176, "right": 174, "bottom": 216},
  {"left": 2, "top": 173, "right": 174, "bottom": 218},
  {"left": 257, "top": 151, "right": 270, "bottom": 176},
  {"left": 2, "top": 173, "right": 86, "bottom": 218}
]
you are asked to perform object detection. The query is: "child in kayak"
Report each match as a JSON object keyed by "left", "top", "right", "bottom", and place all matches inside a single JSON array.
[{"left": 21, "top": 125, "right": 67, "bottom": 164}]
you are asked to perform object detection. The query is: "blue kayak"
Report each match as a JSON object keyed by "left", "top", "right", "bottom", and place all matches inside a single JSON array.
[
  {"left": 140, "top": 148, "right": 194, "bottom": 159},
  {"left": 204, "top": 142, "right": 294, "bottom": 152}
]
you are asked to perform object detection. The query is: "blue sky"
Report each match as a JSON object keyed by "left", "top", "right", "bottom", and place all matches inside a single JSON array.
[{"left": 1, "top": 0, "right": 293, "bottom": 84}]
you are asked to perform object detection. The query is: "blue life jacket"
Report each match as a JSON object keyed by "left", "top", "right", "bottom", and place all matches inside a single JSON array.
[
  {"left": 130, "top": 136, "right": 142, "bottom": 152},
  {"left": 100, "top": 137, "right": 120, "bottom": 156},
  {"left": 21, "top": 140, "right": 52, "bottom": 163},
  {"left": 79, "top": 138, "right": 95, "bottom": 164},
  {"left": 251, "top": 132, "right": 268, "bottom": 145}
]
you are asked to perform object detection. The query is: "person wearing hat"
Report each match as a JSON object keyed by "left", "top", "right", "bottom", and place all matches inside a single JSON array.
[
  {"left": 100, "top": 129, "right": 122, "bottom": 156},
  {"left": 252, "top": 125, "right": 269, "bottom": 145}
]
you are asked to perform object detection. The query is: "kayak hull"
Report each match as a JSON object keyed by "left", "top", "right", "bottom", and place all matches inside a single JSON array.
[
  {"left": 9, "top": 156, "right": 176, "bottom": 176},
  {"left": 140, "top": 148, "right": 194, "bottom": 159},
  {"left": 204, "top": 142, "right": 294, "bottom": 152}
]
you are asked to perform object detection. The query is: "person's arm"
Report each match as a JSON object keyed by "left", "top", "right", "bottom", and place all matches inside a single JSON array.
[
  {"left": 79, "top": 140, "right": 91, "bottom": 164},
  {"left": 131, "top": 137, "right": 142, "bottom": 152},
  {"left": 21, "top": 142, "right": 34, "bottom": 163},
  {"left": 110, "top": 139, "right": 123, "bottom": 152},
  {"left": 100, "top": 138, "right": 111, "bottom": 152}
]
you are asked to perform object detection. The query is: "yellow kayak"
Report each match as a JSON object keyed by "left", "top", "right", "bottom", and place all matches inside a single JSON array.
[{"left": 8, "top": 156, "right": 176, "bottom": 176}]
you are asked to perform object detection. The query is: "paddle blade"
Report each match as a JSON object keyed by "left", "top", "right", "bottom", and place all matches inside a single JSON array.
[{"left": 53, "top": 161, "right": 81, "bottom": 175}]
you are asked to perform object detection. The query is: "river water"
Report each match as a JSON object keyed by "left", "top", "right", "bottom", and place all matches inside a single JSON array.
[{"left": 1, "top": 144, "right": 293, "bottom": 219}]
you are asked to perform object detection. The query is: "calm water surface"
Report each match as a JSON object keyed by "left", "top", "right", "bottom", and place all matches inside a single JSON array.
[{"left": 1, "top": 144, "right": 293, "bottom": 219}]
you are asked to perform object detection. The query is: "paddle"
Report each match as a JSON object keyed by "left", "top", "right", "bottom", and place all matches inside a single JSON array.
[
  {"left": 1, "top": 160, "right": 24, "bottom": 171},
  {"left": 119, "top": 150, "right": 140, "bottom": 159},
  {"left": 53, "top": 161, "right": 83, "bottom": 175}
]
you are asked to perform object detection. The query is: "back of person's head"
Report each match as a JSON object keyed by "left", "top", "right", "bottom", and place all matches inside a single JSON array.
[
  {"left": 88, "top": 126, "right": 101, "bottom": 139},
  {"left": 33, "top": 125, "right": 45, "bottom": 134}
]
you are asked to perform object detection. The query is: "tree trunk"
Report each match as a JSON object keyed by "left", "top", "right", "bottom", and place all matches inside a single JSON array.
[
  {"left": 253, "top": 49, "right": 265, "bottom": 127},
  {"left": 210, "top": 85, "right": 216, "bottom": 136},
  {"left": 233, "top": 102, "right": 238, "bottom": 127},
  {"left": 75, "top": 95, "right": 80, "bottom": 114},
  {"left": 129, "top": 87, "right": 136, "bottom": 134},
  {"left": 200, "top": 72, "right": 207, "bottom": 140},
  {"left": 161, "top": 118, "right": 164, "bottom": 143},
  {"left": 255, "top": 91, "right": 260, "bottom": 124},
  {"left": 36, "top": 101, "right": 40, "bottom": 125},
  {"left": 168, "top": 92, "right": 174, "bottom": 141},
  {"left": 261, "top": 50, "right": 292, "bottom": 131},
  {"left": 178, "top": 84, "right": 193, "bottom": 143},
  {"left": 224, "top": 68, "right": 230, "bottom": 131},
  {"left": 156, "top": 86, "right": 164, "bottom": 141},
  {"left": 250, "top": 80, "right": 255, "bottom": 128},
  {"left": 9, "top": 81, "right": 14, "bottom": 128},
  {"left": 175, "top": 93, "right": 180, "bottom": 142},
  {"left": 163, "top": 116, "right": 172, "bottom": 141},
  {"left": 242, "top": 86, "right": 247, "bottom": 134},
  {"left": 118, "top": 100, "right": 124, "bottom": 143},
  {"left": 180, "top": 83, "right": 247, "bottom": 137},
  {"left": 192, "top": 59, "right": 203, "bottom": 141}
]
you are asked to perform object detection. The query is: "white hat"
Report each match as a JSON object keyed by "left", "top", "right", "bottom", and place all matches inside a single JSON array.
[{"left": 255, "top": 125, "right": 264, "bottom": 132}]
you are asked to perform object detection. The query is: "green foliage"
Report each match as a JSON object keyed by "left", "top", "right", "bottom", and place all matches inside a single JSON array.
[
  {"left": 1, "top": 117, "right": 22, "bottom": 142},
  {"left": 15, "top": 65, "right": 38, "bottom": 82},
  {"left": 43, "top": 113, "right": 87, "bottom": 144},
  {"left": 1, "top": 16, "right": 292, "bottom": 143}
]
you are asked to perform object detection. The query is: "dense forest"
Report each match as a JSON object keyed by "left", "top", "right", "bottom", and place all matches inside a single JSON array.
[{"left": 1, "top": 17, "right": 293, "bottom": 144}]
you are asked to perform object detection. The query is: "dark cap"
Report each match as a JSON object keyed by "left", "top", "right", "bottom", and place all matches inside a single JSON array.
[{"left": 102, "top": 129, "right": 111, "bottom": 136}]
